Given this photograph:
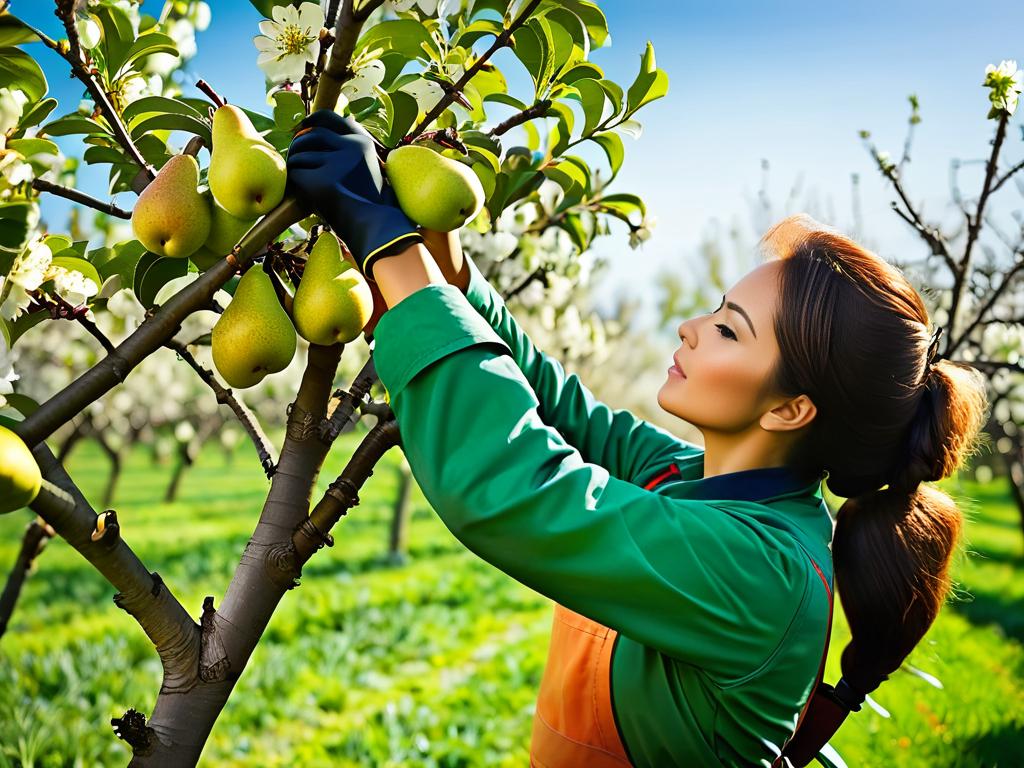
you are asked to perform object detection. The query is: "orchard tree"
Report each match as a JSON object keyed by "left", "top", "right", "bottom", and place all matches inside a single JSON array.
[{"left": 0, "top": 0, "right": 668, "bottom": 763}]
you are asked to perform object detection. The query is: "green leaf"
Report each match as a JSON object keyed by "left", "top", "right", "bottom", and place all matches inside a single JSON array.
[
  {"left": 49, "top": 256, "right": 103, "bottom": 292},
  {"left": 544, "top": 16, "right": 577, "bottom": 79},
  {"left": 558, "top": 62, "right": 604, "bottom": 84},
  {"left": 590, "top": 131, "right": 623, "bottom": 179},
  {"left": 116, "top": 33, "right": 178, "bottom": 76},
  {"left": 545, "top": 101, "right": 574, "bottom": 157},
  {"left": 16, "top": 98, "right": 57, "bottom": 132},
  {"left": 542, "top": 158, "right": 585, "bottom": 197},
  {"left": 96, "top": 240, "right": 147, "bottom": 283},
  {"left": 273, "top": 90, "right": 306, "bottom": 132},
  {"left": 559, "top": 213, "right": 589, "bottom": 253},
  {"left": 0, "top": 15, "right": 42, "bottom": 46},
  {"left": 0, "top": 202, "right": 34, "bottom": 250},
  {"left": 6, "top": 138, "right": 58, "bottom": 158},
  {"left": 0, "top": 47, "right": 47, "bottom": 102},
  {"left": 134, "top": 254, "right": 189, "bottom": 309},
  {"left": 598, "top": 192, "right": 646, "bottom": 224},
  {"left": 3, "top": 393, "right": 40, "bottom": 418},
  {"left": 41, "top": 114, "right": 110, "bottom": 137},
  {"left": 566, "top": 78, "right": 605, "bottom": 137},
  {"left": 3, "top": 311, "right": 47, "bottom": 349},
  {"left": 240, "top": 107, "right": 276, "bottom": 134},
  {"left": 452, "top": 18, "right": 504, "bottom": 48},
  {"left": 248, "top": 0, "right": 297, "bottom": 16},
  {"left": 95, "top": 4, "right": 135, "bottom": 78},
  {"left": 625, "top": 42, "right": 669, "bottom": 116},
  {"left": 512, "top": 17, "right": 555, "bottom": 98},
  {"left": 129, "top": 113, "right": 212, "bottom": 145},
  {"left": 83, "top": 144, "right": 126, "bottom": 165},
  {"left": 484, "top": 92, "right": 530, "bottom": 111},
  {"left": 598, "top": 79, "right": 623, "bottom": 116},
  {"left": 124, "top": 95, "right": 206, "bottom": 125},
  {"left": 356, "top": 19, "right": 440, "bottom": 62},
  {"left": 387, "top": 89, "right": 419, "bottom": 146},
  {"left": 559, "top": 0, "right": 609, "bottom": 49}
]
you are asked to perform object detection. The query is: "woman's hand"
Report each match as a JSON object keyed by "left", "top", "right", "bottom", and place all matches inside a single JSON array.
[{"left": 286, "top": 110, "right": 423, "bottom": 281}]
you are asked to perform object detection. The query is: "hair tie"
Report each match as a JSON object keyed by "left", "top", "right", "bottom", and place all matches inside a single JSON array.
[{"left": 926, "top": 325, "right": 944, "bottom": 370}]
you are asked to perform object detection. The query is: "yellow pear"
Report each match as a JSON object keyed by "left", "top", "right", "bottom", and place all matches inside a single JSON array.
[
  {"left": 385, "top": 144, "right": 485, "bottom": 231},
  {"left": 131, "top": 154, "right": 211, "bottom": 258},
  {"left": 293, "top": 232, "right": 373, "bottom": 345},
  {"left": 208, "top": 104, "right": 287, "bottom": 219},
  {"left": 211, "top": 266, "right": 296, "bottom": 388},
  {"left": 191, "top": 194, "right": 258, "bottom": 271},
  {"left": 0, "top": 424, "right": 42, "bottom": 514}
]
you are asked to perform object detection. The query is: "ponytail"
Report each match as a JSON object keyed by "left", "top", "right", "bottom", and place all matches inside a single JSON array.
[{"left": 758, "top": 215, "right": 991, "bottom": 767}]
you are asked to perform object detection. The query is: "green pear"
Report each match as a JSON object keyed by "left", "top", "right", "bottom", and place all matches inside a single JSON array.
[
  {"left": 131, "top": 154, "right": 211, "bottom": 258},
  {"left": 211, "top": 267, "right": 296, "bottom": 389},
  {"left": 385, "top": 144, "right": 485, "bottom": 232},
  {"left": 208, "top": 104, "right": 287, "bottom": 219},
  {"left": 191, "top": 193, "right": 257, "bottom": 271},
  {"left": 293, "top": 232, "right": 373, "bottom": 345},
  {"left": 0, "top": 424, "right": 41, "bottom": 514}
]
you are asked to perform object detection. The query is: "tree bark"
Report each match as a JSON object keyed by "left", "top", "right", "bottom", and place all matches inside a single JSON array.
[
  {"left": 387, "top": 456, "right": 413, "bottom": 565},
  {"left": 0, "top": 518, "right": 54, "bottom": 638}
]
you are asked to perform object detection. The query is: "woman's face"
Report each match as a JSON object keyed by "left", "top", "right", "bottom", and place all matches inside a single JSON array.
[{"left": 658, "top": 260, "right": 785, "bottom": 433}]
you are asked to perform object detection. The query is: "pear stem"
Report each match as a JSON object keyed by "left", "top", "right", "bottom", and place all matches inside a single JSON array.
[
  {"left": 195, "top": 79, "right": 226, "bottom": 109},
  {"left": 30, "top": 178, "right": 132, "bottom": 219},
  {"left": 404, "top": 0, "right": 544, "bottom": 143}
]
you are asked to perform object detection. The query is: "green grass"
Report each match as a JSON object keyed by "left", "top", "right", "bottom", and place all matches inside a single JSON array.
[{"left": 1, "top": 438, "right": 1022, "bottom": 767}]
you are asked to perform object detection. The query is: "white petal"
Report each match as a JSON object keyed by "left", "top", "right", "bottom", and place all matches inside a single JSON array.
[
  {"left": 254, "top": 35, "right": 278, "bottom": 53},
  {"left": 258, "top": 20, "right": 278, "bottom": 37},
  {"left": 298, "top": 3, "right": 324, "bottom": 32}
]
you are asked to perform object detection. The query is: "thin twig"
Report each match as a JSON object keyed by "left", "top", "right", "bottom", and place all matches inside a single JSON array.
[
  {"left": 991, "top": 156, "right": 1024, "bottom": 195},
  {"left": 31, "top": 178, "right": 132, "bottom": 219},
  {"left": 489, "top": 99, "right": 551, "bottom": 137},
  {"left": 405, "top": 0, "right": 544, "bottom": 142}
]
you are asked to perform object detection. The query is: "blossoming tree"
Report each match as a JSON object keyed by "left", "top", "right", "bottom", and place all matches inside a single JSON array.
[{"left": 0, "top": 0, "right": 667, "bottom": 762}]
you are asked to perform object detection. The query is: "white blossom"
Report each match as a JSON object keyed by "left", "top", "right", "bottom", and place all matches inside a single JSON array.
[
  {"left": 0, "top": 335, "right": 18, "bottom": 407},
  {"left": 0, "top": 88, "right": 28, "bottom": 139},
  {"left": 254, "top": 2, "right": 323, "bottom": 84},
  {"left": 984, "top": 59, "right": 1022, "bottom": 116},
  {"left": 47, "top": 265, "right": 99, "bottom": 306},
  {"left": 389, "top": 0, "right": 460, "bottom": 17},
  {"left": 399, "top": 77, "right": 446, "bottom": 114},
  {"left": 341, "top": 58, "right": 386, "bottom": 101},
  {"left": 629, "top": 215, "right": 656, "bottom": 249},
  {"left": 7, "top": 238, "right": 52, "bottom": 291}
]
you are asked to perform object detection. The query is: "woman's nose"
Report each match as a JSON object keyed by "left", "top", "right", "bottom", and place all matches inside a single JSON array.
[{"left": 678, "top": 316, "right": 700, "bottom": 347}]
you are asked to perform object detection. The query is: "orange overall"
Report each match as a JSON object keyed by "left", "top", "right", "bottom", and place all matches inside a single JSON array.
[{"left": 529, "top": 464, "right": 682, "bottom": 768}]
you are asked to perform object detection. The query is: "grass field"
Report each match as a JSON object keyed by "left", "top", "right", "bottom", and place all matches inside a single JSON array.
[{"left": 1, "top": 433, "right": 1022, "bottom": 767}]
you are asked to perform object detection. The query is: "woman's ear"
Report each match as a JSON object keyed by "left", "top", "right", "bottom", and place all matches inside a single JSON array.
[{"left": 760, "top": 394, "right": 817, "bottom": 433}]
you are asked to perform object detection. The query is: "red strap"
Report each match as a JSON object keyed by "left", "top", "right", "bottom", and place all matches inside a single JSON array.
[
  {"left": 772, "top": 556, "right": 835, "bottom": 767},
  {"left": 643, "top": 463, "right": 680, "bottom": 491}
]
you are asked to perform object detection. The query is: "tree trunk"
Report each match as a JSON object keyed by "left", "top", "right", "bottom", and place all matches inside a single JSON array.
[
  {"left": 163, "top": 419, "right": 222, "bottom": 503},
  {"left": 0, "top": 518, "right": 55, "bottom": 638},
  {"left": 387, "top": 456, "right": 413, "bottom": 565},
  {"left": 95, "top": 429, "right": 123, "bottom": 509}
]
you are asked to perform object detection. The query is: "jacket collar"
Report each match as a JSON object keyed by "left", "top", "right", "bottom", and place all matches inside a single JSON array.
[{"left": 666, "top": 455, "right": 824, "bottom": 503}]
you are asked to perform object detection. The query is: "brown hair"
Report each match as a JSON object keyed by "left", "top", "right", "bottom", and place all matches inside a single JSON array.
[{"left": 760, "top": 214, "right": 989, "bottom": 766}]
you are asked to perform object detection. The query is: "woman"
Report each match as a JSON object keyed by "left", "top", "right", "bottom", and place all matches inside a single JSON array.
[{"left": 285, "top": 112, "right": 989, "bottom": 767}]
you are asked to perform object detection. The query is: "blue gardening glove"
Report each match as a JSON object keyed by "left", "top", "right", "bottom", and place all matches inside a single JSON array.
[{"left": 287, "top": 111, "right": 422, "bottom": 282}]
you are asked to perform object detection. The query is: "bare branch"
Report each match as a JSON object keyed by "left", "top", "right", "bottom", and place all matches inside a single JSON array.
[
  {"left": 31, "top": 178, "right": 132, "bottom": 219},
  {"left": 0, "top": 518, "right": 54, "bottom": 638},
  {"left": 312, "top": 0, "right": 387, "bottom": 112},
  {"left": 992, "top": 156, "right": 1024, "bottom": 194},
  {"left": 489, "top": 99, "right": 552, "bottom": 137},
  {"left": 406, "top": 0, "right": 544, "bottom": 142},
  {"left": 164, "top": 338, "right": 278, "bottom": 477},
  {"left": 948, "top": 257, "right": 1024, "bottom": 354}
]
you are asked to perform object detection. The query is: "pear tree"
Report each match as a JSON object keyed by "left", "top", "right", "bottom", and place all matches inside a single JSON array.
[{"left": 0, "top": 0, "right": 669, "bottom": 763}]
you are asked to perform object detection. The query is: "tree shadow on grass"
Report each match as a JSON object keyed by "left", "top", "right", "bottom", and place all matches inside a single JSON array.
[{"left": 944, "top": 722, "right": 1024, "bottom": 768}]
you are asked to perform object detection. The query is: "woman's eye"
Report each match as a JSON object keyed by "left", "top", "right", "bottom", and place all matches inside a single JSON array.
[{"left": 716, "top": 324, "right": 737, "bottom": 341}]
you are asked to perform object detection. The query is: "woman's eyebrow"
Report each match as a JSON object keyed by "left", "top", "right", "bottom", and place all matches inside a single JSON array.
[{"left": 726, "top": 301, "right": 757, "bottom": 338}]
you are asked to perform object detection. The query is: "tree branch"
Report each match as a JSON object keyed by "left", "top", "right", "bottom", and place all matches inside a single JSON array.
[
  {"left": 947, "top": 114, "right": 1010, "bottom": 350},
  {"left": 312, "top": 0, "right": 386, "bottom": 112},
  {"left": 18, "top": 12, "right": 155, "bottom": 181},
  {"left": 405, "top": 0, "right": 544, "bottom": 142},
  {"left": 31, "top": 178, "right": 132, "bottom": 219},
  {"left": 947, "top": 256, "right": 1024, "bottom": 357},
  {"left": 488, "top": 99, "right": 552, "bottom": 137},
  {"left": 991, "top": 156, "right": 1024, "bottom": 195},
  {"left": 28, "top": 444, "right": 200, "bottom": 694},
  {"left": 320, "top": 354, "right": 378, "bottom": 443},
  {"left": 165, "top": 338, "right": 278, "bottom": 477},
  {"left": 16, "top": 198, "right": 305, "bottom": 448},
  {"left": 0, "top": 518, "right": 55, "bottom": 638}
]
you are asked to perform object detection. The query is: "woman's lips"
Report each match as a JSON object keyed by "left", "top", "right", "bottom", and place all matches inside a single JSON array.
[{"left": 668, "top": 357, "right": 686, "bottom": 378}]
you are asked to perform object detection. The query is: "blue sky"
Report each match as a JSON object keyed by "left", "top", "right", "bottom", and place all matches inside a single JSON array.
[{"left": 17, "top": 0, "right": 1024, "bottom": 325}]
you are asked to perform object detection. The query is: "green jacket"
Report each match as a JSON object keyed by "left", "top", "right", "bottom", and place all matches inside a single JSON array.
[{"left": 372, "top": 255, "right": 836, "bottom": 767}]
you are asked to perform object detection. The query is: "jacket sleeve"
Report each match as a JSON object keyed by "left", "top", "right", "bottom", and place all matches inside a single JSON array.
[
  {"left": 460, "top": 254, "right": 700, "bottom": 488},
  {"left": 373, "top": 284, "right": 805, "bottom": 682}
]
